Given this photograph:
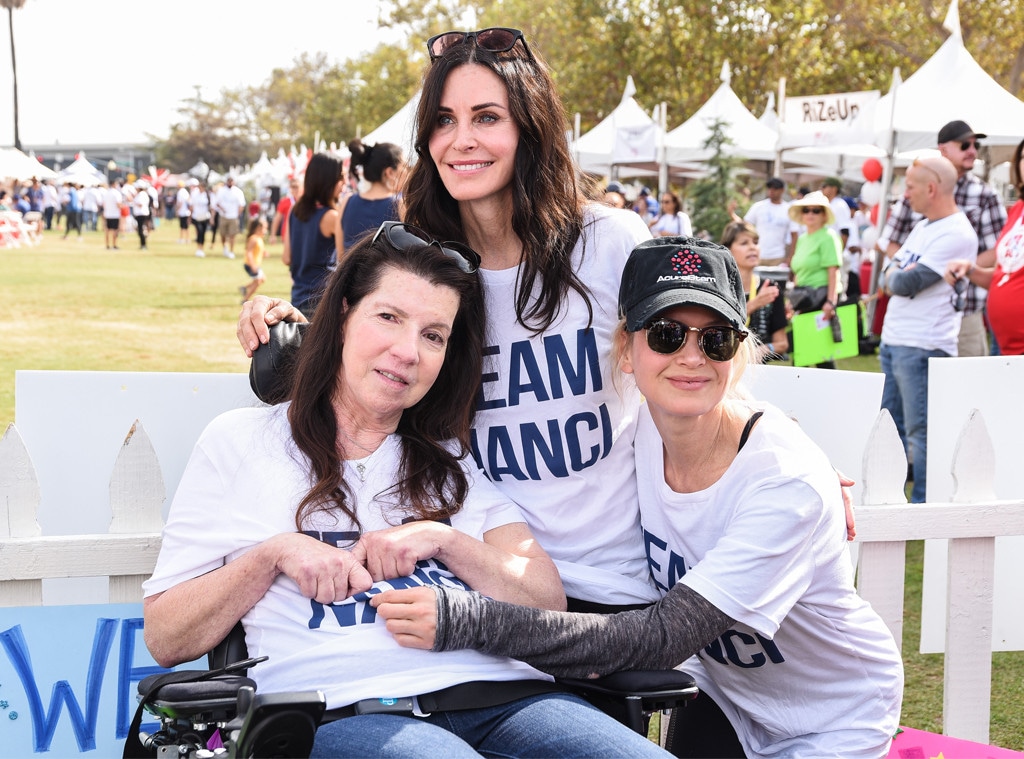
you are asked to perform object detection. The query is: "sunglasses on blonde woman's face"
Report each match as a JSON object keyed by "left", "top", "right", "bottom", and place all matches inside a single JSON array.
[
  {"left": 802, "top": 207, "right": 825, "bottom": 215},
  {"left": 644, "top": 318, "right": 747, "bottom": 362},
  {"left": 426, "top": 28, "right": 533, "bottom": 61}
]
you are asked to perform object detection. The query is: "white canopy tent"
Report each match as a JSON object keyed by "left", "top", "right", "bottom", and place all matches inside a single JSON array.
[
  {"left": 361, "top": 92, "right": 421, "bottom": 158},
  {"left": 0, "top": 147, "right": 58, "bottom": 181},
  {"left": 664, "top": 63, "right": 779, "bottom": 167},
  {"left": 782, "top": 2, "right": 1024, "bottom": 180},
  {"left": 57, "top": 154, "right": 106, "bottom": 186},
  {"left": 239, "top": 151, "right": 289, "bottom": 188},
  {"left": 873, "top": 27, "right": 1024, "bottom": 162},
  {"left": 572, "top": 76, "right": 665, "bottom": 177}
]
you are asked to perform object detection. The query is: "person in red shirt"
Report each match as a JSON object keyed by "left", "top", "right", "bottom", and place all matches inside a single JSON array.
[
  {"left": 270, "top": 177, "right": 301, "bottom": 244},
  {"left": 946, "top": 137, "right": 1024, "bottom": 354}
]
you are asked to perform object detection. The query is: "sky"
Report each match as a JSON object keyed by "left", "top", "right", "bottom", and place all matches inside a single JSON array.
[{"left": 0, "top": 0, "right": 403, "bottom": 149}]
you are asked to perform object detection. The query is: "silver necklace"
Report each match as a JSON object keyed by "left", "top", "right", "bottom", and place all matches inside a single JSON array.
[
  {"left": 354, "top": 460, "right": 368, "bottom": 482},
  {"left": 348, "top": 442, "right": 385, "bottom": 483}
]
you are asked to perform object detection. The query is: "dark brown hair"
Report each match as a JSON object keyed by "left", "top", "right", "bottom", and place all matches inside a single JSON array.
[
  {"left": 402, "top": 38, "right": 594, "bottom": 332},
  {"left": 287, "top": 233, "right": 485, "bottom": 530},
  {"left": 348, "top": 139, "right": 404, "bottom": 184},
  {"left": 292, "top": 153, "right": 342, "bottom": 223},
  {"left": 720, "top": 220, "right": 759, "bottom": 249}
]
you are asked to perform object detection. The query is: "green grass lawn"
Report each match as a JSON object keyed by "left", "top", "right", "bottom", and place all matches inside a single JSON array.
[
  {"left": 2, "top": 223, "right": 1022, "bottom": 750},
  {"left": 0, "top": 220, "right": 292, "bottom": 427}
]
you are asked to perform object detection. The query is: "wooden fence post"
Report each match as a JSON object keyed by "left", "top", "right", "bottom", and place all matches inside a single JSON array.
[
  {"left": 108, "top": 420, "right": 165, "bottom": 603},
  {"left": 0, "top": 424, "right": 44, "bottom": 606},
  {"left": 856, "top": 409, "right": 908, "bottom": 648},
  {"left": 943, "top": 410, "right": 996, "bottom": 743}
]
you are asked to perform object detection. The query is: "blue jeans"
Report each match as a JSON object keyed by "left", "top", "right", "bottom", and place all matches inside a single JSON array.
[
  {"left": 879, "top": 343, "right": 948, "bottom": 503},
  {"left": 310, "top": 693, "right": 672, "bottom": 758}
]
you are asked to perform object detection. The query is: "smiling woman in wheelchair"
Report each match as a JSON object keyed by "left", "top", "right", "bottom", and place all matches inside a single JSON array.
[{"left": 142, "top": 225, "right": 672, "bottom": 758}]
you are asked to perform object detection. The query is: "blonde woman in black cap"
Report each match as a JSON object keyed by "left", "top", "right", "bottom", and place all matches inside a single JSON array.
[{"left": 375, "top": 237, "right": 903, "bottom": 759}]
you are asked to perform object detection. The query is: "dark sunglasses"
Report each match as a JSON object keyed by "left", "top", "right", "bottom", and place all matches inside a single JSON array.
[
  {"left": 427, "top": 28, "right": 532, "bottom": 61},
  {"left": 960, "top": 139, "right": 982, "bottom": 151},
  {"left": 802, "top": 207, "right": 825, "bottom": 215},
  {"left": 372, "top": 221, "right": 481, "bottom": 273},
  {"left": 644, "top": 318, "right": 747, "bottom": 362}
]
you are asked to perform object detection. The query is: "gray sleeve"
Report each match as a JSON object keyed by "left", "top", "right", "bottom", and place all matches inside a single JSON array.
[
  {"left": 433, "top": 583, "right": 734, "bottom": 678},
  {"left": 886, "top": 263, "right": 943, "bottom": 297}
]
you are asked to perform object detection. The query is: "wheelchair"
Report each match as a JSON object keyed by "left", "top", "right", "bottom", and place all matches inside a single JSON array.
[{"left": 126, "top": 622, "right": 698, "bottom": 758}]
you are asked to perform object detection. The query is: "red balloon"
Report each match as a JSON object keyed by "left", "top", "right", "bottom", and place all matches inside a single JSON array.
[
  {"left": 862, "top": 158, "right": 883, "bottom": 182},
  {"left": 870, "top": 204, "right": 879, "bottom": 225}
]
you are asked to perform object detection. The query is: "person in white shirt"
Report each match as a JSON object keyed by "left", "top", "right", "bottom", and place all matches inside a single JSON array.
[
  {"left": 189, "top": 179, "right": 212, "bottom": 257},
  {"left": 375, "top": 237, "right": 903, "bottom": 759},
  {"left": 214, "top": 176, "right": 246, "bottom": 258},
  {"left": 879, "top": 156, "right": 978, "bottom": 502},
  {"left": 649, "top": 191, "right": 693, "bottom": 238},
  {"left": 144, "top": 227, "right": 670, "bottom": 759},
  {"left": 741, "top": 177, "right": 797, "bottom": 266},
  {"left": 174, "top": 182, "right": 191, "bottom": 244},
  {"left": 102, "top": 180, "right": 124, "bottom": 249}
]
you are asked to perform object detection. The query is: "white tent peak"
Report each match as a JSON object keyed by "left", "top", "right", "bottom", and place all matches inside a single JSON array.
[
  {"left": 889, "top": 67, "right": 903, "bottom": 93},
  {"left": 361, "top": 91, "right": 421, "bottom": 158},
  {"left": 621, "top": 75, "right": 638, "bottom": 104},
  {"left": 720, "top": 61, "right": 731, "bottom": 87},
  {"left": 942, "top": 0, "right": 962, "bottom": 40},
  {"left": 664, "top": 78, "right": 778, "bottom": 164},
  {"left": 759, "top": 92, "right": 778, "bottom": 131},
  {"left": 573, "top": 88, "right": 662, "bottom": 176},
  {"left": 874, "top": 31, "right": 1024, "bottom": 154}
]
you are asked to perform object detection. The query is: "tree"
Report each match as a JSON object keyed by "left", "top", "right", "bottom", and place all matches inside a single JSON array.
[
  {"left": 152, "top": 0, "right": 1024, "bottom": 173},
  {"left": 154, "top": 95, "right": 259, "bottom": 174},
  {"left": 1, "top": 0, "right": 26, "bottom": 151},
  {"left": 687, "top": 119, "right": 743, "bottom": 241}
]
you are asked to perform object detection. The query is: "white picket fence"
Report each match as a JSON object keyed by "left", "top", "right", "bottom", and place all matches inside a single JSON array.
[{"left": 2, "top": 409, "right": 1023, "bottom": 746}]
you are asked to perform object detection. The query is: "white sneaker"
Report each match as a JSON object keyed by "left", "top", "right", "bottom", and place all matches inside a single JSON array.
[
  {"left": 223, "top": 249, "right": 235, "bottom": 259},
  {"left": 195, "top": 249, "right": 205, "bottom": 258}
]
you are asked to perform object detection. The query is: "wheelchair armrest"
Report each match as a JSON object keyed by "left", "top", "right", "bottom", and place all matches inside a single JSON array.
[
  {"left": 559, "top": 669, "right": 698, "bottom": 703},
  {"left": 556, "top": 670, "right": 699, "bottom": 735},
  {"left": 139, "top": 673, "right": 257, "bottom": 721},
  {"left": 232, "top": 690, "right": 327, "bottom": 759}
]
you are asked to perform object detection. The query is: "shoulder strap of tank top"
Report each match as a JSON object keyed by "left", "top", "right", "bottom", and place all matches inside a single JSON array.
[{"left": 738, "top": 410, "right": 765, "bottom": 452}]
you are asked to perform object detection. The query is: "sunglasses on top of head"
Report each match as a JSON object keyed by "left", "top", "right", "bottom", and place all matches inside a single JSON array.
[
  {"left": 372, "top": 221, "right": 481, "bottom": 274},
  {"left": 427, "top": 28, "right": 533, "bottom": 61},
  {"left": 644, "top": 318, "right": 747, "bottom": 362}
]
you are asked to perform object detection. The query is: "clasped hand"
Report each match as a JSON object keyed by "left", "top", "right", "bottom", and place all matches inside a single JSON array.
[{"left": 275, "top": 522, "right": 448, "bottom": 604}]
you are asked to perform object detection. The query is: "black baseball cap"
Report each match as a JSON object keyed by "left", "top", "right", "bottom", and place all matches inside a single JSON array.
[
  {"left": 619, "top": 237, "right": 748, "bottom": 333},
  {"left": 937, "top": 120, "right": 987, "bottom": 144}
]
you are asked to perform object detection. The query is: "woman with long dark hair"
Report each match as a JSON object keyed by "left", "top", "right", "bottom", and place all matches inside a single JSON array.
[
  {"left": 241, "top": 29, "right": 659, "bottom": 613},
  {"left": 146, "top": 226, "right": 670, "bottom": 757},
  {"left": 283, "top": 152, "right": 344, "bottom": 316}
]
